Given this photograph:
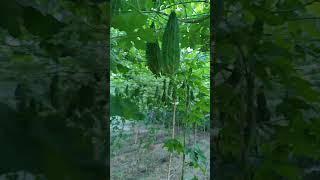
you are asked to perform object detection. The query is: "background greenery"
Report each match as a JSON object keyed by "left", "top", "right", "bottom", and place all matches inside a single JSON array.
[
  {"left": 213, "top": 0, "right": 320, "bottom": 179},
  {"left": 0, "top": 0, "right": 108, "bottom": 179}
]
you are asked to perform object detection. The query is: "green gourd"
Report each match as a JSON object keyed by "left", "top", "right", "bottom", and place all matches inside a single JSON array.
[
  {"left": 161, "top": 11, "right": 180, "bottom": 76},
  {"left": 146, "top": 22, "right": 162, "bottom": 75}
]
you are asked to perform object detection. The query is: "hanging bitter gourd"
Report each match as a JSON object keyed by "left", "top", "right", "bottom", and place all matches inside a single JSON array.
[
  {"left": 190, "top": 90, "right": 195, "bottom": 101},
  {"left": 167, "top": 79, "right": 172, "bottom": 96},
  {"left": 162, "top": 13, "right": 180, "bottom": 178},
  {"left": 15, "top": 83, "right": 28, "bottom": 112},
  {"left": 78, "top": 81, "right": 95, "bottom": 110},
  {"left": 172, "top": 86, "right": 176, "bottom": 100},
  {"left": 49, "top": 75, "right": 59, "bottom": 108},
  {"left": 125, "top": 84, "right": 129, "bottom": 96},
  {"left": 162, "top": 79, "right": 167, "bottom": 103},
  {"left": 186, "top": 84, "right": 190, "bottom": 107},
  {"left": 146, "top": 22, "right": 162, "bottom": 75},
  {"left": 154, "top": 86, "right": 159, "bottom": 99},
  {"left": 161, "top": 11, "right": 180, "bottom": 76}
]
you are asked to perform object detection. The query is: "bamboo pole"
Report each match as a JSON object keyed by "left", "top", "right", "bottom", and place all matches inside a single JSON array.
[{"left": 167, "top": 96, "right": 177, "bottom": 180}]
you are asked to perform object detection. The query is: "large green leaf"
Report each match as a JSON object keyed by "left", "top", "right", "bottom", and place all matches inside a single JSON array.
[
  {"left": 0, "top": 1, "right": 22, "bottom": 37},
  {"left": 282, "top": 76, "right": 319, "bottom": 102},
  {"left": 23, "top": 6, "right": 65, "bottom": 38},
  {"left": 110, "top": 94, "right": 144, "bottom": 120},
  {"left": 111, "top": 12, "right": 147, "bottom": 32},
  {"left": 163, "top": 138, "right": 184, "bottom": 154},
  {"left": 306, "top": 2, "right": 320, "bottom": 16}
]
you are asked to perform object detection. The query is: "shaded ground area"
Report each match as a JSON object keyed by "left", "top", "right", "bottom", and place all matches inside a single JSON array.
[{"left": 111, "top": 122, "right": 210, "bottom": 180}]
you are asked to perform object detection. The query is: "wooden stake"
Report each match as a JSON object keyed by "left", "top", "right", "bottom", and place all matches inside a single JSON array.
[{"left": 167, "top": 97, "right": 177, "bottom": 180}]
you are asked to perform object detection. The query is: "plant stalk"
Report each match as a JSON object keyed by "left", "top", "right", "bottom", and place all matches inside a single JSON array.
[
  {"left": 167, "top": 96, "right": 177, "bottom": 180},
  {"left": 181, "top": 125, "right": 186, "bottom": 180},
  {"left": 134, "top": 123, "right": 139, "bottom": 144},
  {"left": 181, "top": 81, "right": 189, "bottom": 180}
]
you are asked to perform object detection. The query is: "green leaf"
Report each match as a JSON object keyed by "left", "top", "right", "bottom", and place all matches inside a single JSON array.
[
  {"left": 306, "top": 2, "right": 320, "bottom": 16},
  {"left": 110, "top": 95, "right": 144, "bottom": 120},
  {"left": 282, "top": 76, "right": 319, "bottom": 102},
  {"left": 137, "top": 28, "right": 157, "bottom": 42},
  {"left": 111, "top": 12, "right": 147, "bottom": 32},
  {"left": 273, "top": 164, "right": 303, "bottom": 180},
  {"left": 250, "top": 6, "right": 285, "bottom": 26},
  {"left": 116, "top": 64, "right": 130, "bottom": 74},
  {"left": 23, "top": 6, "right": 65, "bottom": 38},
  {"left": 163, "top": 138, "right": 184, "bottom": 154},
  {"left": 302, "top": 21, "right": 320, "bottom": 37},
  {"left": 191, "top": 175, "right": 199, "bottom": 180},
  {"left": 0, "top": 1, "right": 22, "bottom": 37},
  {"left": 243, "top": 10, "right": 255, "bottom": 25}
]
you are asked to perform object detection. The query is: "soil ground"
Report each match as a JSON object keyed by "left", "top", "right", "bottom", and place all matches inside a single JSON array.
[{"left": 111, "top": 122, "right": 210, "bottom": 180}]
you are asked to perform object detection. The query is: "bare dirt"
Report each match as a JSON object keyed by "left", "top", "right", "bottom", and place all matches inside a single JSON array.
[{"left": 111, "top": 122, "right": 210, "bottom": 180}]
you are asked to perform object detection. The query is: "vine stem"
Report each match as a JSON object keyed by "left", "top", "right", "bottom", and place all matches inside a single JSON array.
[{"left": 160, "top": 0, "right": 208, "bottom": 11}]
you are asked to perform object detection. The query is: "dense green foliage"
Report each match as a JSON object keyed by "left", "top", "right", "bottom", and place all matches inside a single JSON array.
[
  {"left": 110, "top": 0, "right": 210, "bottom": 127},
  {"left": 213, "top": 0, "right": 320, "bottom": 179},
  {"left": 0, "top": 0, "right": 108, "bottom": 179}
]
